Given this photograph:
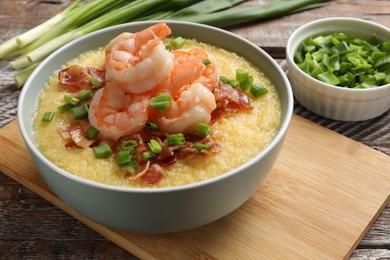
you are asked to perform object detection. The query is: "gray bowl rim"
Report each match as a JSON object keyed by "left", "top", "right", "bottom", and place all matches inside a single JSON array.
[
  {"left": 286, "top": 17, "right": 390, "bottom": 93},
  {"left": 18, "top": 20, "right": 293, "bottom": 194}
]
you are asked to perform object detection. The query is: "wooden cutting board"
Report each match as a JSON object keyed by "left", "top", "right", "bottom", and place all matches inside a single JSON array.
[{"left": 0, "top": 115, "right": 389, "bottom": 259}]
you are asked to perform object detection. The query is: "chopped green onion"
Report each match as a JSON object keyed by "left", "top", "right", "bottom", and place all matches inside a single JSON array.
[
  {"left": 79, "top": 89, "right": 93, "bottom": 101},
  {"left": 197, "top": 123, "right": 211, "bottom": 136},
  {"left": 236, "top": 69, "right": 249, "bottom": 82},
  {"left": 150, "top": 93, "right": 172, "bottom": 113},
  {"left": 58, "top": 103, "right": 74, "bottom": 113},
  {"left": 318, "top": 71, "right": 340, "bottom": 85},
  {"left": 294, "top": 32, "right": 390, "bottom": 88},
  {"left": 71, "top": 104, "right": 89, "bottom": 120},
  {"left": 171, "top": 36, "right": 186, "bottom": 49},
  {"left": 86, "top": 126, "right": 99, "bottom": 140},
  {"left": 120, "top": 140, "right": 138, "bottom": 151},
  {"left": 142, "top": 151, "right": 156, "bottom": 161},
  {"left": 167, "top": 133, "right": 186, "bottom": 146},
  {"left": 220, "top": 75, "right": 238, "bottom": 88},
  {"left": 193, "top": 143, "right": 210, "bottom": 151},
  {"left": 250, "top": 83, "right": 268, "bottom": 97},
  {"left": 202, "top": 59, "right": 211, "bottom": 65},
  {"left": 146, "top": 122, "right": 160, "bottom": 131},
  {"left": 42, "top": 111, "right": 55, "bottom": 122},
  {"left": 148, "top": 139, "right": 162, "bottom": 153},
  {"left": 165, "top": 44, "right": 172, "bottom": 52},
  {"left": 89, "top": 77, "right": 103, "bottom": 88},
  {"left": 93, "top": 143, "right": 113, "bottom": 159},
  {"left": 239, "top": 75, "right": 254, "bottom": 91},
  {"left": 117, "top": 150, "right": 133, "bottom": 167},
  {"left": 122, "top": 159, "right": 138, "bottom": 173},
  {"left": 64, "top": 95, "right": 80, "bottom": 105}
]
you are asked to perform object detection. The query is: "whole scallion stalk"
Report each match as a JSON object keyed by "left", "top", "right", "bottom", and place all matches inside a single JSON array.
[
  {"left": 0, "top": 0, "right": 83, "bottom": 58},
  {"left": 0, "top": 0, "right": 330, "bottom": 88},
  {"left": 173, "top": 0, "right": 329, "bottom": 27}
]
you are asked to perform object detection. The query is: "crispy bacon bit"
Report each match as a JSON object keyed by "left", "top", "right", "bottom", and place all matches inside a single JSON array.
[
  {"left": 58, "top": 65, "right": 105, "bottom": 92},
  {"left": 59, "top": 123, "right": 95, "bottom": 149},
  {"left": 214, "top": 83, "right": 253, "bottom": 111},
  {"left": 141, "top": 164, "right": 164, "bottom": 185}
]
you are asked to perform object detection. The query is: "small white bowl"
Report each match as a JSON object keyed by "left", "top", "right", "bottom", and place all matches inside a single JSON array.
[{"left": 286, "top": 17, "right": 390, "bottom": 121}]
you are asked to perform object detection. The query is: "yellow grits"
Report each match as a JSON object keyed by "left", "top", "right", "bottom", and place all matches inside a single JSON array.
[{"left": 33, "top": 39, "right": 281, "bottom": 188}]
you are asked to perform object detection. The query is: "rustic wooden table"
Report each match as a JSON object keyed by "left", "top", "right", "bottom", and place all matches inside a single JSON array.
[{"left": 0, "top": 0, "right": 389, "bottom": 259}]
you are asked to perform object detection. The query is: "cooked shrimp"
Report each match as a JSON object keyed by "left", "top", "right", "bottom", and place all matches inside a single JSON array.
[
  {"left": 105, "top": 22, "right": 174, "bottom": 94},
  {"left": 156, "top": 47, "right": 220, "bottom": 95},
  {"left": 151, "top": 83, "right": 217, "bottom": 134},
  {"left": 88, "top": 83, "right": 149, "bottom": 140}
]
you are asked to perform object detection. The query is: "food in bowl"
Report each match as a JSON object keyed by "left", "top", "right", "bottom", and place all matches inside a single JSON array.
[
  {"left": 33, "top": 22, "right": 281, "bottom": 188},
  {"left": 294, "top": 32, "right": 390, "bottom": 88},
  {"left": 286, "top": 17, "right": 390, "bottom": 121}
]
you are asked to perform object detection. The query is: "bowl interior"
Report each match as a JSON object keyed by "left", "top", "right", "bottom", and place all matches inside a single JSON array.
[{"left": 18, "top": 20, "right": 293, "bottom": 191}]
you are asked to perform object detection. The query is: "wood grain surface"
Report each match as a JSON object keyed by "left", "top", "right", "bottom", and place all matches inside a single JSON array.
[
  {"left": 0, "top": 117, "right": 389, "bottom": 259},
  {"left": 0, "top": 0, "right": 389, "bottom": 259}
]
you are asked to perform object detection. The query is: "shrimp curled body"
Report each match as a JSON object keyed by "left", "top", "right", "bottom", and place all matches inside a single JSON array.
[
  {"left": 153, "top": 83, "right": 217, "bottom": 134},
  {"left": 105, "top": 22, "right": 174, "bottom": 94},
  {"left": 88, "top": 83, "right": 149, "bottom": 140}
]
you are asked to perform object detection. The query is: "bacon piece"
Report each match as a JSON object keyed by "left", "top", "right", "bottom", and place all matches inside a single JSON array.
[
  {"left": 214, "top": 83, "right": 253, "bottom": 111},
  {"left": 58, "top": 65, "right": 105, "bottom": 92},
  {"left": 59, "top": 123, "right": 95, "bottom": 149},
  {"left": 141, "top": 164, "right": 164, "bottom": 185}
]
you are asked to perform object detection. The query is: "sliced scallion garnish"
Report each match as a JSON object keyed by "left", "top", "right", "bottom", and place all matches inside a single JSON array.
[
  {"left": 193, "top": 143, "right": 210, "bottom": 151},
  {"left": 197, "top": 123, "right": 211, "bottom": 136},
  {"left": 64, "top": 95, "right": 80, "bottom": 105},
  {"left": 79, "top": 89, "right": 93, "bottom": 101},
  {"left": 120, "top": 140, "right": 138, "bottom": 151},
  {"left": 86, "top": 126, "right": 99, "bottom": 140},
  {"left": 148, "top": 139, "right": 161, "bottom": 154},
  {"left": 42, "top": 111, "right": 55, "bottom": 122},
  {"left": 150, "top": 93, "right": 172, "bottom": 113},
  {"left": 71, "top": 104, "right": 89, "bottom": 120},
  {"left": 93, "top": 143, "right": 112, "bottom": 159},
  {"left": 167, "top": 133, "right": 186, "bottom": 146},
  {"left": 146, "top": 122, "right": 160, "bottom": 131},
  {"left": 142, "top": 151, "right": 156, "bottom": 161},
  {"left": 171, "top": 37, "right": 186, "bottom": 49}
]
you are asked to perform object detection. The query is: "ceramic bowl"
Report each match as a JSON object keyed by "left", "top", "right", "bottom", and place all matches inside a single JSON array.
[
  {"left": 18, "top": 21, "right": 293, "bottom": 233},
  {"left": 286, "top": 17, "right": 390, "bottom": 121}
]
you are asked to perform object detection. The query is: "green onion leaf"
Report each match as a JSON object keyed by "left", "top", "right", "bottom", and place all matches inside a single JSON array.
[
  {"left": 171, "top": 36, "right": 186, "bottom": 49},
  {"left": 197, "top": 123, "right": 211, "bottom": 136},
  {"left": 42, "top": 111, "right": 55, "bottom": 122},
  {"left": 193, "top": 143, "right": 210, "bottom": 151},
  {"left": 236, "top": 69, "right": 249, "bottom": 82},
  {"left": 167, "top": 133, "right": 186, "bottom": 146},
  {"left": 122, "top": 159, "right": 138, "bottom": 173},
  {"left": 117, "top": 150, "right": 133, "bottom": 167},
  {"left": 86, "top": 126, "right": 99, "bottom": 140},
  {"left": 79, "top": 89, "right": 93, "bottom": 101},
  {"left": 146, "top": 122, "right": 160, "bottom": 131},
  {"left": 150, "top": 93, "right": 172, "bottom": 113},
  {"left": 89, "top": 77, "right": 103, "bottom": 88},
  {"left": 202, "top": 59, "right": 211, "bottom": 65},
  {"left": 71, "top": 104, "right": 89, "bottom": 120},
  {"left": 220, "top": 75, "right": 238, "bottom": 88},
  {"left": 64, "top": 95, "right": 80, "bottom": 105},
  {"left": 58, "top": 103, "right": 74, "bottom": 113},
  {"left": 250, "top": 83, "right": 268, "bottom": 97},
  {"left": 93, "top": 143, "right": 112, "bottom": 159},
  {"left": 142, "top": 151, "right": 156, "bottom": 161},
  {"left": 148, "top": 139, "right": 161, "bottom": 153},
  {"left": 120, "top": 140, "right": 138, "bottom": 151}
]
